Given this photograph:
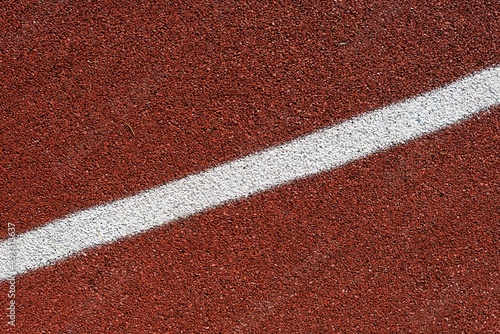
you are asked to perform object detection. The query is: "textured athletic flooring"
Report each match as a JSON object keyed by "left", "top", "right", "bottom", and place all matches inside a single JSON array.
[{"left": 1, "top": 1, "right": 499, "bottom": 333}]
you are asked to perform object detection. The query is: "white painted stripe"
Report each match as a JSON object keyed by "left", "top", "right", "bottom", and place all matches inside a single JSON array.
[{"left": 1, "top": 66, "right": 500, "bottom": 281}]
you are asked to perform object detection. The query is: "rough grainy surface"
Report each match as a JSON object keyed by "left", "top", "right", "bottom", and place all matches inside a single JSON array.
[
  {"left": 1, "top": 66, "right": 498, "bottom": 281},
  {"left": 1, "top": 0, "right": 499, "bottom": 332},
  {"left": 3, "top": 108, "right": 499, "bottom": 333},
  {"left": 1, "top": 0, "right": 499, "bottom": 236}
]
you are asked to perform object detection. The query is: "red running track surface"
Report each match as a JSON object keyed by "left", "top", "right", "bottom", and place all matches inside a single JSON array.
[{"left": 1, "top": 1, "right": 499, "bottom": 333}]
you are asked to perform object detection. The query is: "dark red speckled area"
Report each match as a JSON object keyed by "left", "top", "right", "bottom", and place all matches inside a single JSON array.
[
  {"left": 3, "top": 107, "right": 499, "bottom": 333},
  {"left": 1, "top": 0, "right": 499, "bottom": 236},
  {"left": 1, "top": 0, "right": 499, "bottom": 333}
]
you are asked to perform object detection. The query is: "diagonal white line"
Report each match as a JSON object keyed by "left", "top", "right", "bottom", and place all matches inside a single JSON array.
[{"left": 1, "top": 65, "right": 500, "bottom": 281}]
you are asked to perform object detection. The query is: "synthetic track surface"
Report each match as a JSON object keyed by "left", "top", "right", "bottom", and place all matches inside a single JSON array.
[
  {"left": 1, "top": 65, "right": 499, "bottom": 281},
  {"left": 1, "top": 0, "right": 499, "bottom": 333}
]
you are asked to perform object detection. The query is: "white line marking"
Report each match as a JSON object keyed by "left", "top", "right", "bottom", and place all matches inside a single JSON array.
[{"left": 1, "top": 66, "right": 500, "bottom": 281}]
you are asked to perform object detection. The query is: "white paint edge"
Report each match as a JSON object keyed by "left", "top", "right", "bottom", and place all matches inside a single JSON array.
[{"left": 1, "top": 65, "right": 500, "bottom": 281}]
